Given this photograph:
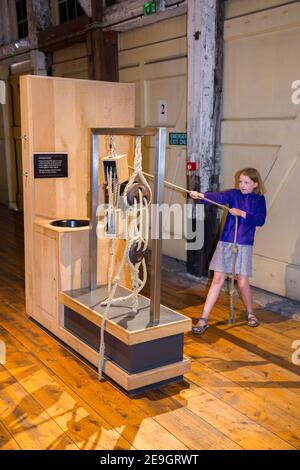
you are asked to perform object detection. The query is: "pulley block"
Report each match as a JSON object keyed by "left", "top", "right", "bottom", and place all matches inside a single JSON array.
[
  {"left": 126, "top": 183, "right": 151, "bottom": 206},
  {"left": 128, "top": 239, "right": 146, "bottom": 265}
]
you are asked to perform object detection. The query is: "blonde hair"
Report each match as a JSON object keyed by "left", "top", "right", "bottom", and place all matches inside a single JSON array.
[{"left": 238, "top": 168, "right": 266, "bottom": 195}]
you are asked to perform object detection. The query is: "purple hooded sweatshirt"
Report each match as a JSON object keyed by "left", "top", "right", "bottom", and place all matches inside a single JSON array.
[{"left": 200, "top": 189, "right": 267, "bottom": 246}]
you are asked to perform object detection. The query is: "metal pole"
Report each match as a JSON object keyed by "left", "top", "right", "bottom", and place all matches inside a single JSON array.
[
  {"left": 89, "top": 131, "right": 99, "bottom": 291},
  {"left": 150, "top": 127, "right": 166, "bottom": 325}
]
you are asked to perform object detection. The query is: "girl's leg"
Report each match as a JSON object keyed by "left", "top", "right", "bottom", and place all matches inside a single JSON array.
[
  {"left": 237, "top": 275, "right": 252, "bottom": 312},
  {"left": 237, "top": 274, "right": 259, "bottom": 326},
  {"left": 195, "top": 271, "right": 227, "bottom": 327}
]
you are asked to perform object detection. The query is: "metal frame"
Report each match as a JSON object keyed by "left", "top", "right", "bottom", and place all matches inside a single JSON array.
[{"left": 89, "top": 127, "right": 166, "bottom": 325}]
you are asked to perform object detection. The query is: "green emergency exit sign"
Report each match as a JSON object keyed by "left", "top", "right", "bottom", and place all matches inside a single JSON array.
[
  {"left": 169, "top": 132, "right": 187, "bottom": 146},
  {"left": 144, "top": 2, "right": 157, "bottom": 15}
]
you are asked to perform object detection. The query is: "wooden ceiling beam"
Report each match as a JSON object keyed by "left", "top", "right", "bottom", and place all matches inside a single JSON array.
[{"left": 37, "top": 16, "right": 89, "bottom": 52}]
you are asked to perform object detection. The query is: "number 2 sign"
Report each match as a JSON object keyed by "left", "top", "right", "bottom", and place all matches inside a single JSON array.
[{"left": 158, "top": 100, "right": 168, "bottom": 124}]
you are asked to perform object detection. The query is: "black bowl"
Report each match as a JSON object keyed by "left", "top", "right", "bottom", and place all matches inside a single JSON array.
[{"left": 50, "top": 219, "right": 89, "bottom": 228}]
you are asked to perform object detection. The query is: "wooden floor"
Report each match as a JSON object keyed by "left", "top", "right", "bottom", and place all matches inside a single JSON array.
[{"left": 0, "top": 204, "right": 299, "bottom": 450}]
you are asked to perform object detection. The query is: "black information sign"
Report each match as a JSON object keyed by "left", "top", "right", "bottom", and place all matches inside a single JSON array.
[{"left": 33, "top": 153, "right": 68, "bottom": 179}]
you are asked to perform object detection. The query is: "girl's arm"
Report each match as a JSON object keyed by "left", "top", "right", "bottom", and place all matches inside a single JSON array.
[
  {"left": 190, "top": 189, "right": 233, "bottom": 206},
  {"left": 230, "top": 208, "right": 246, "bottom": 218},
  {"left": 244, "top": 196, "right": 267, "bottom": 227}
]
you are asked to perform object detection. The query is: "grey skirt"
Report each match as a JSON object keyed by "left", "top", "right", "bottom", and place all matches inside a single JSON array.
[{"left": 209, "top": 241, "right": 253, "bottom": 277}]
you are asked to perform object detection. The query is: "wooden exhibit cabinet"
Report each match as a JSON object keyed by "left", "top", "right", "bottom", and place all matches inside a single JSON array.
[
  {"left": 20, "top": 75, "right": 191, "bottom": 395},
  {"left": 20, "top": 74, "right": 134, "bottom": 333}
]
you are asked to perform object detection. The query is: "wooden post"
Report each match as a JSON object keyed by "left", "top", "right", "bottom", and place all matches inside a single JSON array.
[
  {"left": 30, "top": 50, "right": 48, "bottom": 76},
  {"left": 27, "top": 0, "right": 52, "bottom": 45},
  {"left": 0, "top": 65, "right": 18, "bottom": 210},
  {"left": 87, "top": 0, "right": 119, "bottom": 82},
  {"left": 27, "top": 0, "right": 51, "bottom": 75},
  {"left": 0, "top": 0, "right": 13, "bottom": 46},
  {"left": 187, "top": 0, "right": 224, "bottom": 276}
]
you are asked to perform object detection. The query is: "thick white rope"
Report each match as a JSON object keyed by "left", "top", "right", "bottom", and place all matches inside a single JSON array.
[
  {"left": 101, "top": 137, "right": 151, "bottom": 307},
  {"left": 98, "top": 137, "right": 152, "bottom": 379},
  {"left": 106, "top": 168, "right": 115, "bottom": 294},
  {"left": 98, "top": 240, "right": 128, "bottom": 380},
  {"left": 229, "top": 215, "right": 239, "bottom": 324}
]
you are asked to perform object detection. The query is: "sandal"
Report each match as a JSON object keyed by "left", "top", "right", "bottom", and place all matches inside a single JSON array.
[
  {"left": 192, "top": 318, "right": 209, "bottom": 335},
  {"left": 247, "top": 312, "right": 259, "bottom": 327}
]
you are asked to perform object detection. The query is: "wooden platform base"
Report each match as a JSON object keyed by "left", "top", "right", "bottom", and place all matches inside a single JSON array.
[{"left": 59, "top": 285, "right": 191, "bottom": 395}]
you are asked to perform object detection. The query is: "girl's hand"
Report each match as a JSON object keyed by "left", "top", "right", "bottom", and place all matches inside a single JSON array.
[
  {"left": 190, "top": 191, "right": 204, "bottom": 200},
  {"left": 229, "top": 208, "right": 246, "bottom": 218}
]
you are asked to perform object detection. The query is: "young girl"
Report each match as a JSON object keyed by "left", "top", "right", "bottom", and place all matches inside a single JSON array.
[{"left": 190, "top": 168, "right": 267, "bottom": 334}]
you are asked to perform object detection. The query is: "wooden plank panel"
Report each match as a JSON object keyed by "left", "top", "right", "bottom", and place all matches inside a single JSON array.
[
  {"left": 0, "top": 419, "right": 21, "bottom": 450},
  {"left": 119, "top": 15, "right": 186, "bottom": 51},
  {"left": 53, "top": 43, "right": 88, "bottom": 63},
  {"left": 221, "top": 120, "right": 291, "bottom": 146},
  {"left": 163, "top": 382, "right": 295, "bottom": 450},
  {"left": 119, "top": 38, "right": 187, "bottom": 69},
  {"left": 134, "top": 386, "right": 243, "bottom": 450},
  {"left": 152, "top": 406, "right": 242, "bottom": 450},
  {"left": 0, "top": 359, "right": 78, "bottom": 450},
  {"left": 224, "top": 2, "right": 300, "bottom": 40},
  {"left": 0, "top": 305, "right": 188, "bottom": 450},
  {"left": 0, "top": 324, "right": 28, "bottom": 353},
  {"left": 103, "top": 357, "right": 190, "bottom": 391},
  {"left": 225, "top": 0, "right": 297, "bottom": 19},
  {"left": 33, "top": 229, "right": 58, "bottom": 320},
  {"left": 1, "top": 349, "right": 133, "bottom": 450},
  {"left": 184, "top": 336, "right": 300, "bottom": 418},
  {"left": 20, "top": 75, "right": 35, "bottom": 315},
  {"left": 52, "top": 58, "right": 88, "bottom": 77},
  {"left": 187, "top": 360, "right": 300, "bottom": 448}
]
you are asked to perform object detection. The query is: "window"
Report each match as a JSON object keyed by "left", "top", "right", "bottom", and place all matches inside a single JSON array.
[
  {"left": 16, "top": 0, "right": 28, "bottom": 39},
  {"left": 58, "top": 0, "right": 85, "bottom": 23}
]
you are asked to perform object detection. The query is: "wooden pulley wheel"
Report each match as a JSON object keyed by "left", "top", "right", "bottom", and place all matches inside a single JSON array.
[
  {"left": 126, "top": 183, "right": 151, "bottom": 206},
  {"left": 128, "top": 239, "right": 146, "bottom": 265}
]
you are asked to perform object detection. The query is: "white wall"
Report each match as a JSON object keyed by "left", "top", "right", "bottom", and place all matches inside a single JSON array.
[{"left": 222, "top": 0, "right": 300, "bottom": 300}]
